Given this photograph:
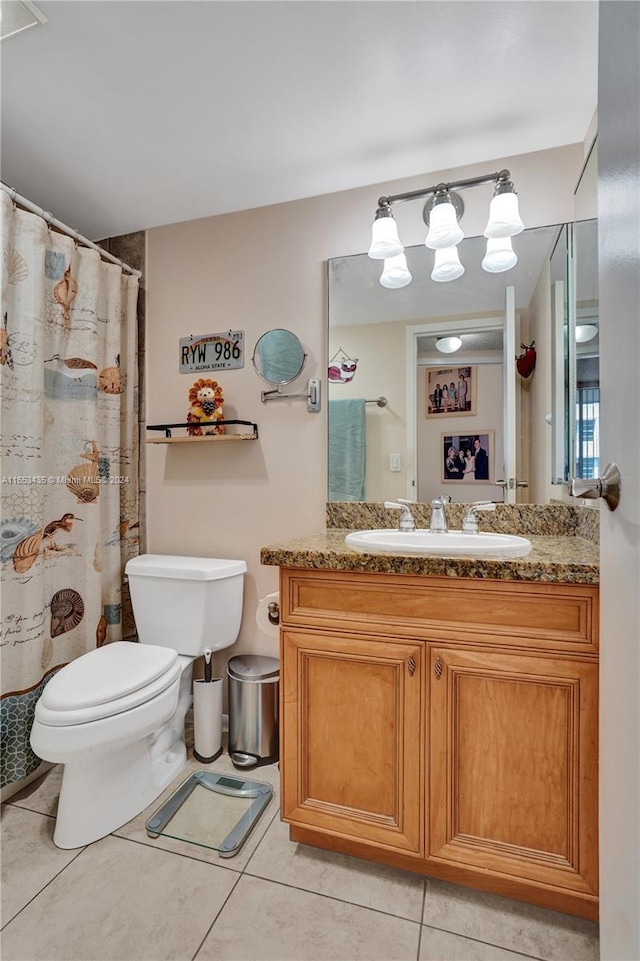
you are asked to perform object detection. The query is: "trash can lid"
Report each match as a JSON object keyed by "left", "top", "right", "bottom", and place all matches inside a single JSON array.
[{"left": 227, "top": 655, "right": 280, "bottom": 681}]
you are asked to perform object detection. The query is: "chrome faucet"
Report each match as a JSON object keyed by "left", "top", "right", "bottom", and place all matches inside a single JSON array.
[
  {"left": 384, "top": 499, "right": 416, "bottom": 531},
  {"left": 462, "top": 501, "right": 497, "bottom": 533},
  {"left": 428, "top": 498, "right": 448, "bottom": 532}
]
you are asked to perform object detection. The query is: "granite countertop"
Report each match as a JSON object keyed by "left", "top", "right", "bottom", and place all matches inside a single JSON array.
[{"left": 260, "top": 529, "right": 600, "bottom": 584}]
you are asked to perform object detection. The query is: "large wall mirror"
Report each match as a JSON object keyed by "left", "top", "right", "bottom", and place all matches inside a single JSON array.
[
  {"left": 552, "top": 218, "right": 600, "bottom": 483},
  {"left": 328, "top": 218, "right": 599, "bottom": 505}
]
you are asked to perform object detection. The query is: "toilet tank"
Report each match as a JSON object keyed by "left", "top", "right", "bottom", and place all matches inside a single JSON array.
[{"left": 125, "top": 555, "right": 247, "bottom": 656}]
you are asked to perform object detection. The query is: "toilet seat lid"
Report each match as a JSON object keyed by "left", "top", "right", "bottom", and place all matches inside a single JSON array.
[{"left": 41, "top": 642, "right": 179, "bottom": 713}]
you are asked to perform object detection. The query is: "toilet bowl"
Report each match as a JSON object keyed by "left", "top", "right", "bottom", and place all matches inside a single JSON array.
[{"left": 30, "top": 555, "right": 246, "bottom": 849}]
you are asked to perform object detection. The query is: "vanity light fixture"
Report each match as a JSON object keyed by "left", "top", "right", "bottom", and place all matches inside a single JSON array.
[
  {"left": 484, "top": 177, "right": 525, "bottom": 239},
  {"left": 575, "top": 323, "right": 598, "bottom": 343},
  {"left": 369, "top": 168, "right": 524, "bottom": 287},
  {"left": 380, "top": 252, "right": 412, "bottom": 288},
  {"left": 436, "top": 336, "right": 463, "bottom": 354},
  {"left": 481, "top": 236, "right": 518, "bottom": 273},
  {"left": 368, "top": 205, "right": 403, "bottom": 259},
  {"left": 432, "top": 246, "right": 465, "bottom": 283},
  {"left": 425, "top": 190, "right": 465, "bottom": 249}
]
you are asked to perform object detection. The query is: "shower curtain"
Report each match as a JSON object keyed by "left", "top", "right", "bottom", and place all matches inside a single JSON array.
[{"left": 0, "top": 191, "right": 140, "bottom": 787}]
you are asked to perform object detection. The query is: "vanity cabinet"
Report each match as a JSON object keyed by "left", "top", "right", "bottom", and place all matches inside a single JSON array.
[
  {"left": 429, "top": 646, "right": 598, "bottom": 900},
  {"left": 278, "top": 568, "right": 599, "bottom": 920},
  {"left": 281, "top": 629, "right": 423, "bottom": 855}
]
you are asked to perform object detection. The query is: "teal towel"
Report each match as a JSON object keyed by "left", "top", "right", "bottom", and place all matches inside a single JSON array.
[{"left": 328, "top": 399, "right": 366, "bottom": 501}]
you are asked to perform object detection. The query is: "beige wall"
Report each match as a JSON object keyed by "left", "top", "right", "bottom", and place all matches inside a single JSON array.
[{"left": 146, "top": 144, "right": 583, "bottom": 661}]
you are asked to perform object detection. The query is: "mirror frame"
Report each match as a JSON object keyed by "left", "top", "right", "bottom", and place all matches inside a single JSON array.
[{"left": 405, "top": 315, "right": 505, "bottom": 500}]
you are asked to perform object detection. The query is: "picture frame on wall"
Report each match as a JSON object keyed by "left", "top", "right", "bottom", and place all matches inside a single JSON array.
[
  {"left": 441, "top": 430, "right": 495, "bottom": 483},
  {"left": 426, "top": 366, "right": 477, "bottom": 418}
]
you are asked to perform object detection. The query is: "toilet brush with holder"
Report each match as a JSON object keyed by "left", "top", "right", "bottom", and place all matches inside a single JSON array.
[{"left": 193, "top": 649, "right": 223, "bottom": 763}]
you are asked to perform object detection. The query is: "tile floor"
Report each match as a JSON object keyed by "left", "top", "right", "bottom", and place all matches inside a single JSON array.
[{"left": 1, "top": 747, "right": 600, "bottom": 961}]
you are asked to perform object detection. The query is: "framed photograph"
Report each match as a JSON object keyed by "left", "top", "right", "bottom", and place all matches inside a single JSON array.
[
  {"left": 426, "top": 366, "right": 476, "bottom": 417},
  {"left": 441, "top": 430, "right": 495, "bottom": 484}
]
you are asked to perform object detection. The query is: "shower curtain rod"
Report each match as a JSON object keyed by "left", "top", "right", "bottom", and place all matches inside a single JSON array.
[{"left": 1, "top": 182, "right": 142, "bottom": 278}]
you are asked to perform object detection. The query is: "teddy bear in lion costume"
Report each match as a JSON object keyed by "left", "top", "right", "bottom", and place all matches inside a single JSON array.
[{"left": 186, "top": 379, "right": 225, "bottom": 436}]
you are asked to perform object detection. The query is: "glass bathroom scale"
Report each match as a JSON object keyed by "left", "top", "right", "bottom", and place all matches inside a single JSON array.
[{"left": 145, "top": 771, "right": 273, "bottom": 858}]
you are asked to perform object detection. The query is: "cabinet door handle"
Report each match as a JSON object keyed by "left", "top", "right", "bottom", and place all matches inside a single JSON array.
[
  {"left": 407, "top": 655, "right": 416, "bottom": 676},
  {"left": 434, "top": 656, "right": 443, "bottom": 679}
]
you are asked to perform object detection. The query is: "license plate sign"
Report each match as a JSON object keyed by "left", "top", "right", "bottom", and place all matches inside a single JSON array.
[{"left": 180, "top": 331, "right": 244, "bottom": 373}]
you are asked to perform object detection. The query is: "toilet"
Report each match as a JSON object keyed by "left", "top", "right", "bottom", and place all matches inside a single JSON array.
[{"left": 30, "top": 554, "right": 246, "bottom": 849}]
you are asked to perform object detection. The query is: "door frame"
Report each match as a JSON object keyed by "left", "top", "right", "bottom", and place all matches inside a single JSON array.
[{"left": 405, "top": 315, "right": 506, "bottom": 501}]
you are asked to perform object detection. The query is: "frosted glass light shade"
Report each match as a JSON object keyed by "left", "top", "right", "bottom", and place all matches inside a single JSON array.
[
  {"left": 425, "top": 202, "right": 464, "bottom": 249},
  {"left": 575, "top": 323, "right": 598, "bottom": 343},
  {"left": 484, "top": 192, "right": 525, "bottom": 238},
  {"left": 368, "top": 215, "right": 403, "bottom": 259},
  {"left": 380, "top": 253, "right": 412, "bottom": 289},
  {"left": 431, "top": 246, "right": 465, "bottom": 282},
  {"left": 436, "top": 336, "right": 463, "bottom": 354},
  {"left": 482, "top": 236, "right": 518, "bottom": 273}
]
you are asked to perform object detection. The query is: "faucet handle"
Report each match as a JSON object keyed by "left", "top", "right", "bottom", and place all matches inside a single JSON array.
[
  {"left": 384, "top": 501, "right": 416, "bottom": 531},
  {"left": 462, "top": 501, "right": 496, "bottom": 532}
]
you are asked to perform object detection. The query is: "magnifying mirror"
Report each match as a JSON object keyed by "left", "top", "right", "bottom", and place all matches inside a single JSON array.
[{"left": 252, "top": 329, "right": 306, "bottom": 386}]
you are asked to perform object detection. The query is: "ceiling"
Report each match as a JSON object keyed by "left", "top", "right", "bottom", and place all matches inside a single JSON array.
[{"left": 1, "top": 1, "right": 599, "bottom": 241}]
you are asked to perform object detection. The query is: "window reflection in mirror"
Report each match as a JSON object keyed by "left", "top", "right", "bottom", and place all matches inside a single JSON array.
[{"left": 573, "top": 219, "right": 599, "bottom": 480}]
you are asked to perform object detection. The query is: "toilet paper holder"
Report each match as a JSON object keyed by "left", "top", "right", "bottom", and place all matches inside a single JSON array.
[{"left": 267, "top": 601, "right": 280, "bottom": 625}]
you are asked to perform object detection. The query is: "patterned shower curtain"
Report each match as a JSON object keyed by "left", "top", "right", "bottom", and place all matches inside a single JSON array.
[{"left": 0, "top": 191, "right": 139, "bottom": 787}]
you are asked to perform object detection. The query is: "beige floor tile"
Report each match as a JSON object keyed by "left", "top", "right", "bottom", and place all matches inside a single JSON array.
[
  {"left": 246, "top": 814, "right": 425, "bottom": 921},
  {"left": 420, "top": 925, "right": 537, "bottom": 960},
  {"left": 5, "top": 765, "right": 62, "bottom": 817},
  {"left": 0, "top": 834, "right": 237, "bottom": 961},
  {"left": 0, "top": 806, "right": 80, "bottom": 927},
  {"left": 198, "top": 874, "right": 420, "bottom": 961},
  {"left": 422, "top": 879, "right": 599, "bottom": 961},
  {"left": 113, "top": 752, "right": 280, "bottom": 871}
]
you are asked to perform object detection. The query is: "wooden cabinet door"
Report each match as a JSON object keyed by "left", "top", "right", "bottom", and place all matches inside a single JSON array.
[
  {"left": 429, "top": 647, "right": 598, "bottom": 899},
  {"left": 281, "top": 629, "right": 424, "bottom": 855}
]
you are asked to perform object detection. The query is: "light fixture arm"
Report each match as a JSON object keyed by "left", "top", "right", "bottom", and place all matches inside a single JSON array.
[{"left": 378, "top": 169, "right": 511, "bottom": 209}]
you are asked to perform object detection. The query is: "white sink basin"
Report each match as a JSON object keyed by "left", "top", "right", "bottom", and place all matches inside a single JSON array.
[{"left": 344, "top": 529, "right": 532, "bottom": 557}]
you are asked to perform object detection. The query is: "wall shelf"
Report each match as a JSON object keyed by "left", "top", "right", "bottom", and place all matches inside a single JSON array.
[{"left": 146, "top": 420, "right": 259, "bottom": 444}]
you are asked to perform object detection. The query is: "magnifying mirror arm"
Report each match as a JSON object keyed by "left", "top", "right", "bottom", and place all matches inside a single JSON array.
[{"left": 261, "top": 378, "right": 321, "bottom": 413}]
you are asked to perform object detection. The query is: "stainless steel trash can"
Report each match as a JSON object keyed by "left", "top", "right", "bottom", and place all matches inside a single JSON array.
[{"left": 227, "top": 655, "right": 279, "bottom": 769}]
